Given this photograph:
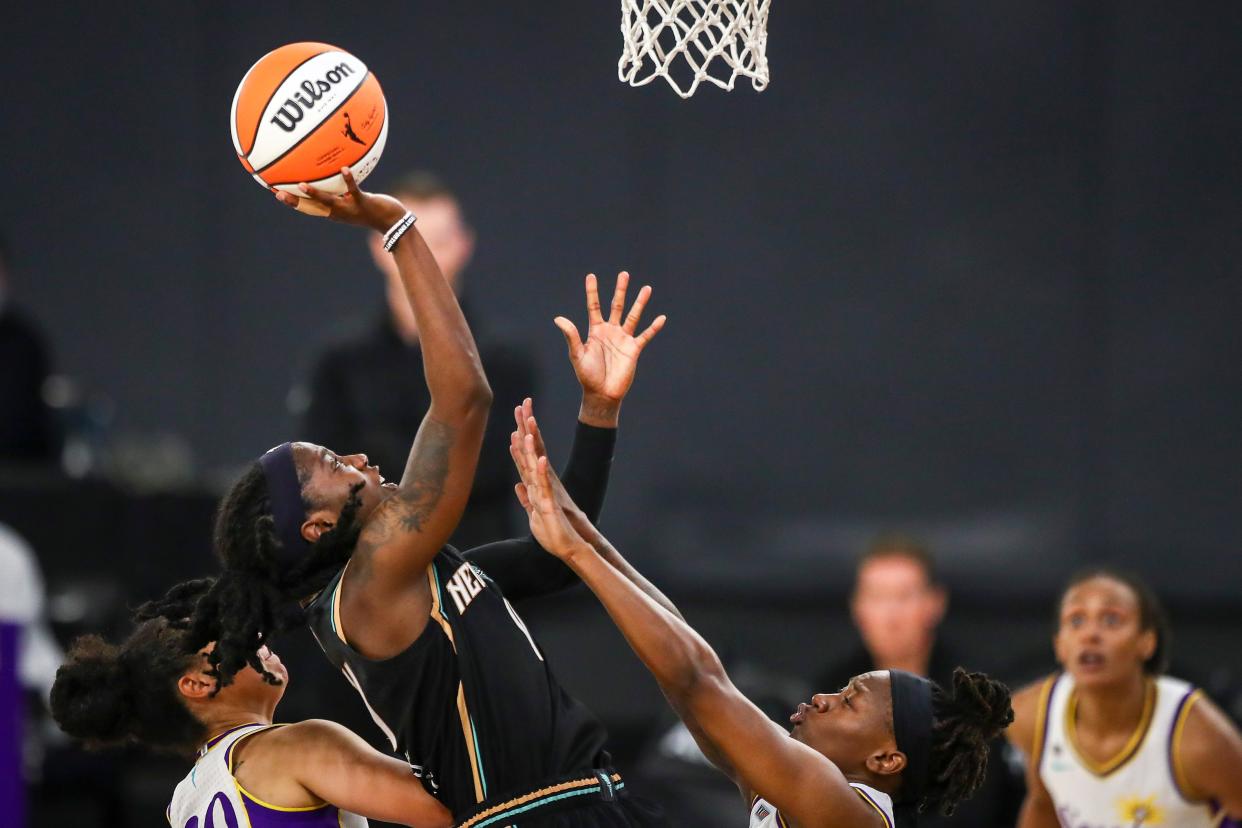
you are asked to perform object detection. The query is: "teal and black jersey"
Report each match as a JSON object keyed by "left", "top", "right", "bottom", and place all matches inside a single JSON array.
[
  {"left": 306, "top": 545, "right": 609, "bottom": 816},
  {"left": 305, "top": 423, "right": 619, "bottom": 819}
]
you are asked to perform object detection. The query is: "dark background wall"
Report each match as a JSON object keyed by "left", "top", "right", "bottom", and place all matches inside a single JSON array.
[
  {"left": 1, "top": 1, "right": 1240, "bottom": 823},
  {"left": 4, "top": 1, "right": 1238, "bottom": 590}
]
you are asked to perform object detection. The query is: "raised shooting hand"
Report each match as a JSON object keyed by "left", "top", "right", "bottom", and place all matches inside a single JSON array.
[{"left": 273, "top": 166, "right": 405, "bottom": 232}]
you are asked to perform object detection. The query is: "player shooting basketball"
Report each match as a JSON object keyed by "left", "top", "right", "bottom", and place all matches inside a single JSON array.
[
  {"left": 178, "top": 167, "right": 668, "bottom": 825},
  {"left": 508, "top": 415, "right": 1014, "bottom": 828}
]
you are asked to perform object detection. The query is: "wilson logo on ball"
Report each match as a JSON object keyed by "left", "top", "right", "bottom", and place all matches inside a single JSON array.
[
  {"left": 230, "top": 42, "right": 388, "bottom": 197},
  {"left": 269, "top": 62, "right": 358, "bottom": 132}
]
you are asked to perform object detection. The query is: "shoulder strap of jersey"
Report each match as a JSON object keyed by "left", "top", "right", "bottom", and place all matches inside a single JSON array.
[
  {"left": 850, "top": 783, "right": 895, "bottom": 828},
  {"left": 1031, "top": 673, "right": 1061, "bottom": 770},
  {"left": 1168, "top": 680, "right": 1206, "bottom": 802}
]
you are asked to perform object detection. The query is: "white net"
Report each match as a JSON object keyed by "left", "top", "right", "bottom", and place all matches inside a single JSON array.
[{"left": 619, "top": 0, "right": 770, "bottom": 98}]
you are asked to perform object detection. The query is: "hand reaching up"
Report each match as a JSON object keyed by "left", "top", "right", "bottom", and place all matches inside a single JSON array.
[
  {"left": 555, "top": 272, "right": 666, "bottom": 422},
  {"left": 511, "top": 417, "right": 592, "bottom": 562}
]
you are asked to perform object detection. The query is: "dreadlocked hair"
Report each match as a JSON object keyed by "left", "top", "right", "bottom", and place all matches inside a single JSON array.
[
  {"left": 50, "top": 584, "right": 211, "bottom": 755},
  {"left": 187, "top": 462, "right": 365, "bottom": 692},
  {"left": 918, "top": 668, "right": 1014, "bottom": 817}
]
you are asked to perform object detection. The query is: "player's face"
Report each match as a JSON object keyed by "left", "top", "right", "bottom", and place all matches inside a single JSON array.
[
  {"left": 851, "top": 556, "right": 945, "bottom": 667},
  {"left": 184, "top": 643, "right": 288, "bottom": 710},
  {"left": 789, "top": 671, "right": 896, "bottom": 774},
  {"left": 1054, "top": 577, "right": 1156, "bottom": 689},
  {"left": 294, "top": 441, "right": 397, "bottom": 526}
]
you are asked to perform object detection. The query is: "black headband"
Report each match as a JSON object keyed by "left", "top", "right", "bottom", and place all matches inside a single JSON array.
[
  {"left": 258, "top": 442, "right": 310, "bottom": 566},
  {"left": 889, "top": 669, "right": 934, "bottom": 807}
]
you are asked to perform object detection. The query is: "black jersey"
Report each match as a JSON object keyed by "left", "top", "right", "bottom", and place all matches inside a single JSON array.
[{"left": 305, "top": 544, "right": 609, "bottom": 817}]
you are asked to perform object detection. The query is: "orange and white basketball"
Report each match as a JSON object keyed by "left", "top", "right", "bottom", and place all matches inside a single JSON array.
[{"left": 230, "top": 42, "right": 388, "bottom": 197}]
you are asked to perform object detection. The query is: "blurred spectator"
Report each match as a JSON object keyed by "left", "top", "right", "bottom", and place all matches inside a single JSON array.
[
  {"left": 0, "top": 232, "right": 60, "bottom": 465},
  {"left": 816, "top": 533, "right": 1025, "bottom": 827},
  {"left": 0, "top": 521, "right": 65, "bottom": 825},
  {"left": 296, "top": 171, "right": 535, "bottom": 549}
]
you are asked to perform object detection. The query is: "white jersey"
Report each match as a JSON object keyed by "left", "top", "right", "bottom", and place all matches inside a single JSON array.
[
  {"left": 1034, "top": 673, "right": 1222, "bottom": 828},
  {"left": 167, "top": 723, "right": 367, "bottom": 828},
  {"left": 749, "top": 783, "right": 894, "bottom": 828}
]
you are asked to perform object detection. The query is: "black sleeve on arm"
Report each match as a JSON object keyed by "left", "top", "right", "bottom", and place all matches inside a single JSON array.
[
  {"left": 558, "top": 421, "right": 616, "bottom": 523},
  {"left": 465, "top": 422, "right": 617, "bottom": 602}
]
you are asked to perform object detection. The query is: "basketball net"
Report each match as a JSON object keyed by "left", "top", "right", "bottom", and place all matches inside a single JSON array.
[{"left": 619, "top": 0, "right": 770, "bottom": 98}]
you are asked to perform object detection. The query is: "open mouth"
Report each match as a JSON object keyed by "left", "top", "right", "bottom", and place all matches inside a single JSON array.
[
  {"left": 1078, "top": 651, "right": 1106, "bottom": 670},
  {"left": 789, "top": 702, "right": 811, "bottom": 725}
]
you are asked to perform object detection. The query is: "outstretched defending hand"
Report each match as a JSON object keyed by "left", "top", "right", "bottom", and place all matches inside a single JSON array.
[
  {"left": 556, "top": 272, "right": 666, "bottom": 416},
  {"left": 273, "top": 166, "right": 406, "bottom": 233},
  {"left": 509, "top": 398, "right": 585, "bottom": 521},
  {"left": 511, "top": 424, "right": 592, "bottom": 562}
]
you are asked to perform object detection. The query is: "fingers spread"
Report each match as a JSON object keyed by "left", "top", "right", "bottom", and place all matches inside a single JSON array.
[
  {"left": 585, "top": 274, "right": 604, "bottom": 325},
  {"left": 293, "top": 196, "right": 332, "bottom": 217},
  {"left": 554, "top": 317, "right": 584, "bottom": 361},
  {"left": 341, "top": 166, "right": 361, "bottom": 197},
  {"left": 297, "top": 181, "right": 335, "bottom": 207},
  {"left": 608, "top": 271, "right": 630, "bottom": 325},
  {"left": 635, "top": 314, "right": 667, "bottom": 349},
  {"left": 623, "top": 284, "right": 652, "bottom": 334}
]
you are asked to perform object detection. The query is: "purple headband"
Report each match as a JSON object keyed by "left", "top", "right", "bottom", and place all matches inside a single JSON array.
[{"left": 258, "top": 442, "right": 311, "bottom": 565}]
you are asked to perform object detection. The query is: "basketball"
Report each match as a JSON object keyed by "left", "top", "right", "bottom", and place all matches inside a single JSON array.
[{"left": 230, "top": 42, "right": 388, "bottom": 197}]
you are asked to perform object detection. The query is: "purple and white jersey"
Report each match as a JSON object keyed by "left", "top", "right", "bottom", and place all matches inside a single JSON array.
[
  {"left": 1034, "top": 673, "right": 1225, "bottom": 828},
  {"left": 749, "top": 783, "right": 893, "bottom": 828},
  {"left": 167, "top": 723, "right": 367, "bottom": 828}
]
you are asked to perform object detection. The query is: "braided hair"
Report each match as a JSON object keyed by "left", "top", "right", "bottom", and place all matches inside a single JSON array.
[
  {"left": 49, "top": 580, "right": 215, "bottom": 755},
  {"left": 917, "top": 668, "right": 1014, "bottom": 817},
  {"left": 183, "top": 462, "right": 365, "bottom": 691}
]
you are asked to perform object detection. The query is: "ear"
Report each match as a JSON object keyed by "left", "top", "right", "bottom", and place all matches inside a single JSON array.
[
  {"left": 928, "top": 584, "right": 948, "bottom": 626},
  {"left": 460, "top": 223, "right": 476, "bottom": 270},
  {"left": 300, "top": 507, "right": 337, "bottom": 543},
  {"left": 178, "top": 670, "right": 217, "bottom": 701},
  {"left": 367, "top": 230, "right": 399, "bottom": 279},
  {"left": 866, "top": 747, "right": 908, "bottom": 778},
  {"left": 1137, "top": 627, "right": 1157, "bottom": 663}
]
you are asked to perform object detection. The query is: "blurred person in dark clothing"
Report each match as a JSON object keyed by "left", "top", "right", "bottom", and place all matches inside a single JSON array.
[
  {"left": 298, "top": 172, "right": 534, "bottom": 550},
  {"left": 817, "top": 534, "right": 1025, "bottom": 827},
  {"left": 0, "top": 231, "right": 60, "bottom": 464}
]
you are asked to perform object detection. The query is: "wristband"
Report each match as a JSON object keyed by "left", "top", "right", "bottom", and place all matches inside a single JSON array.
[{"left": 382, "top": 211, "right": 417, "bottom": 251}]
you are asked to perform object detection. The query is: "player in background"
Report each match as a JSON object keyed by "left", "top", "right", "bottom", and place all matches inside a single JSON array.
[
  {"left": 507, "top": 414, "right": 1013, "bottom": 828},
  {"left": 49, "top": 580, "right": 453, "bottom": 828},
  {"left": 184, "top": 168, "right": 668, "bottom": 824},
  {"left": 1006, "top": 569, "right": 1242, "bottom": 828}
]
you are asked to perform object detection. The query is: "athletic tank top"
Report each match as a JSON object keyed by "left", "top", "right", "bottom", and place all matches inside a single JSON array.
[
  {"left": 1034, "top": 673, "right": 1223, "bottom": 828},
  {"left": 167, "top": 723, "right": 366, "bottom": 828},
  {"left": 305, "top": 546, "right": 609, "bottom": 818},
  {"left": 749, "top": 783, "right": 894, "bottom": 828}
]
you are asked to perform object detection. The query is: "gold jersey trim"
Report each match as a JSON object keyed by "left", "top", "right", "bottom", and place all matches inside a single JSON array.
[{"left": 1065, "top": 677, "right": 1156, "bottom": 777}]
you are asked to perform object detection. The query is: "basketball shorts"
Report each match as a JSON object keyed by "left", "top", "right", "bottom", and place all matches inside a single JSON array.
[{"left": 454, "top": 769, "right": 667, "bottom": 828}]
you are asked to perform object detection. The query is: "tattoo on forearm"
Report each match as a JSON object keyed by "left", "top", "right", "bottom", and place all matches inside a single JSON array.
[{"left": 355, "top": 420, "right": 455, "bottom": 559}]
